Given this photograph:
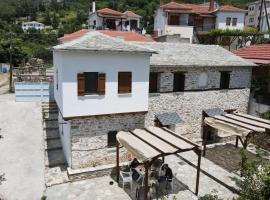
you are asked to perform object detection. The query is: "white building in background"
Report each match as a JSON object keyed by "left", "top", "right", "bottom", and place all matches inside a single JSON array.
[
  {"left": 246, "top": 0, "right": 270, "bottom": 31},
  {"left": 154, "top": 1, "right": 246, "bottom": 42},
  {"left": 88, "top": 1, "right": 141, "bottom": 32},
  {"left": 22, "top": 21, "right": 45, "bottom": 31}
]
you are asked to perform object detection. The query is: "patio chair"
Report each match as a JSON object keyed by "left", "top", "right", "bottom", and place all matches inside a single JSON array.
[{"left": 120, "top": 170, "right": 133, "bottom": 190}]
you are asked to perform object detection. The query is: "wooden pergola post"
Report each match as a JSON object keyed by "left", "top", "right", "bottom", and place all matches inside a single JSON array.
[
  {"left": 195, "top": 148, "right": 202, "bottom": 195},
  {"left": 144, "top": 162, "right": 149, "bottom": 200},
  {"left": 116, "top": 140, "right": 120, "bottom": 183}
]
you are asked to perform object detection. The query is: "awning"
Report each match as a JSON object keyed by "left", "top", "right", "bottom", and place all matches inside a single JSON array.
[
  {"left": 116, "top": 126, "right": 196, "bottom": 162},
  {"left": 156, "top": 112, "right": 182, "bottom": 126},
  {"left": 204, "top": 110, "right": 270, "bottom": 137},
  {"left": 204, "top": 117, "right": 251, "bottom": 137}
]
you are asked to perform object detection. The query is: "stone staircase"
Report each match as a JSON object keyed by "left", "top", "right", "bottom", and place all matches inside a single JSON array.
[{"left": 42, "top": 102, "right": 69, "bottom": 187}]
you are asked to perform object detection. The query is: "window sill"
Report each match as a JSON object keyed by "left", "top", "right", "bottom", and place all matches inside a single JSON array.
[{"left": 118, "top": 93, "right": 132, "bottom": 97}]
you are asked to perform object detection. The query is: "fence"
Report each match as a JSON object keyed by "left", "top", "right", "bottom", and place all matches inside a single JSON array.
[{"left": 15, "top": 82, "right": 54, "bottom": 102}]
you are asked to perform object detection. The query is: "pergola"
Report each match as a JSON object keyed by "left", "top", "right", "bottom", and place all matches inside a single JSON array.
[
  {"left": 202, "top": 108, "right": 270, "bottom": 156},
  {"left": 115, "top": 126, "right": 202, "bottom": 200}
]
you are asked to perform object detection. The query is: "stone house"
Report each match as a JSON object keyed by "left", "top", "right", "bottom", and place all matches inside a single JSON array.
[
  {"left": 53, "top": 31, "right": 255, "bottom": 169},
  {"left": 154, "top": 1, "right": 246, "bottom": 42}
]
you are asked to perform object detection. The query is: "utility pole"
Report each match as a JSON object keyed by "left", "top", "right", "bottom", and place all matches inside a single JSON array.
[{"left": 9, "top": 32, "right": 13, "bottom": 93}]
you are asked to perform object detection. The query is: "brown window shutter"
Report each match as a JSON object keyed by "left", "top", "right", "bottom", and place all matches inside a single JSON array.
[
  {"left": 78, "top": 73, "right": 85, "bottom": 96},
  {"left": 97, "top": 73, "right": 106, "bottom": 95},
  {"left": 118, "top": 72, "right": 132, "bottom": 94}
]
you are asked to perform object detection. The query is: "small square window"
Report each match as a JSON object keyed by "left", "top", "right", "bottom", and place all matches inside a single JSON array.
[
  {"left": 107, "top": 131, "right": 118, "bottom": 147},
  {"left": 226, "top": 17, "right": 231, "bottom": 26},
  {"left": 232, "top": 18, "right": 237, "bottom": 26}
]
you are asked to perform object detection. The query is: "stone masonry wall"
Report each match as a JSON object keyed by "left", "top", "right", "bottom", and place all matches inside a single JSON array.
[
  {"left": 146, "top": 89, "right": 250, "bottom": 140},
  {"left": 70, "top": 113, "right": 145, "bottom": 169},
  {"left": 151, "top": 66, "right": 252, "bottom": 91}
]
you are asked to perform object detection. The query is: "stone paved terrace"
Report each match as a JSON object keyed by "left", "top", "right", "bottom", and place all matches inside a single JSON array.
[{"left": 45, "top": 142, "right": 259, "bottom": 200}]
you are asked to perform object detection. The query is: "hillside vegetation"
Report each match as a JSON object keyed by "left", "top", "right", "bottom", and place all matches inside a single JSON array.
[{"left": 0, "top": 0, "right": 255, "bottom": 66}]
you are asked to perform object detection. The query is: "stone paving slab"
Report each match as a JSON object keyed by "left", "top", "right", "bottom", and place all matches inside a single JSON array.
[{"left": 45, "top": 176, "right": 131, "bottom": 200}]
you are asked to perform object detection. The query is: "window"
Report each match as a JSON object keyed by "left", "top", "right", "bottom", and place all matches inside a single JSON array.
[
  {"left": 118, "top": 72, "right": 132, "bottom": 94},
  {"left": 232, "top": 18, "right": 237, "bottom": 26},
  {"left": 173, "top": 73, "right": 185, "bottom": 92},
  {"left": 107, "top": 131, "right": 118, "bottom": 147},
  {"left": 220, "top": 71, "right": 231, "bottom": 89},
  {"left": 77, "top": 72, "right": 106, "bottom": 96},
  {"left": 149, "top": 72, "right": 159, "bottom": 93},
  {"left": 226, "top": 17, "right": 231, "bottom": 26},
  {"left": 169, "top": 15, "right": 180, "bottom": 25}
]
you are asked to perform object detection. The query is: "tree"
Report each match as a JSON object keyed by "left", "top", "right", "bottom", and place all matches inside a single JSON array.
[
  {"left": 51, "top": 12, "right": 59, "bottom": 29},
  {"left": 43, "top": 11, "right": 51, "bottom": 26}
]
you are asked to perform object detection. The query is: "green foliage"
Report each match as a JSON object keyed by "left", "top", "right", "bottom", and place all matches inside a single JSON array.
[
  {"left": 259, "top": 110, "right": 270, "bottom": 120},
  {"left": 199, "top": 194, "right": 223, "bottom": 200},
  {"left": 233, "top": 149, "right": 270, "bottom": 200},
  {"left": 208, "top": 28, "right": 261, "bottom": 37}
]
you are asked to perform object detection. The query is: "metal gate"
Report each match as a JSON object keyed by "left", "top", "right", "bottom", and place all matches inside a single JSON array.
[{"left": 15, "top": 82, "right": 54, "bottom": 102}]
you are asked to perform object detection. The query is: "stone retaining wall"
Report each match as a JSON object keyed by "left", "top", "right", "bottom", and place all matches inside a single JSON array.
[{"left": 70, "top": 113, "right": 145, "bottom": 169}]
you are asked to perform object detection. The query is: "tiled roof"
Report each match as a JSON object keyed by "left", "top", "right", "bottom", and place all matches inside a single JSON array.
[
  {"left": 161, "top": 2, "right": 214, "bottom": 14},
  {"left": 218, "top": 5, "right": 246, "bottom": 12},
  {"left": 97, "top": 8, "right": 124, "bottom": 16},
  {"left": 59, "top": 30, "right": 155, "bottom": 42},
  {"left": 233, "top": 45, "right": 270, "bottom": 65},
  {"left": 54, "top": 31, "right": 156, "bottom": 54},
  {"left": 59, "top": 29, "right": 89, "bottom": 41},
  {"left": 161, "top": 1, "right": 245, "bottom": 14},
  {"left": 136, "top": 42, "right": 256, "bottom": 67},
  {"left": 123, "top": 11, "right": 141, "bottom": 18}
]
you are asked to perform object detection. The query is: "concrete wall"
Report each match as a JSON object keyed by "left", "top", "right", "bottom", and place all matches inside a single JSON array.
[
  {"left": 249, "top": 98, "right": 270, "bottom": 116},
  {"left": 53, "top": 52, "right": 63, "bottom": 113},
  {"left": 55, "top": 51, "right": 150, "bottom": 118},
  {"left": 69, "top": 113, "right": 145, "bottom": 169},
  {"left": 154, "top": 8, "right": 167, "bottom": 36},
  {"left": 164, "top": 25, "right": 194, "bottom": 43},
  {"left": 216, "top": 11, "right": 245, "bottom": 30},
  {"left": 58, "top": 114, "right": 71, "bottom": 166}
]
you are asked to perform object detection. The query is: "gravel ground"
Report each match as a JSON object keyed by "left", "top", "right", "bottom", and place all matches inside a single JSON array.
[{"left": 0, "top": 94, "right": 45, "bottom": 200}]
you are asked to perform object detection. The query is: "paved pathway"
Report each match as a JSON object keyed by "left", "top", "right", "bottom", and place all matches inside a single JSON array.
[{"left": 0, "top": 94, "right": 45, "bottom": 200}]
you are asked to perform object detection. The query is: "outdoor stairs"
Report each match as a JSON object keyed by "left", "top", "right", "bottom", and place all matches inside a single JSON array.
[{"left": 42, "top": 102, "right": 69, "bottom": 187}]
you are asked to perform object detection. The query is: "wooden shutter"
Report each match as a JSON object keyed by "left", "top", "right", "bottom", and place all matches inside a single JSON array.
[
  {"left": 118, "top": 72, "right": 132, "bottom": 94},
  {"left": 97, "top": 73, "right": 106, "bottom": 95},
  {"left": 78, "top": 73, "right": 85, "bottom": 96}
]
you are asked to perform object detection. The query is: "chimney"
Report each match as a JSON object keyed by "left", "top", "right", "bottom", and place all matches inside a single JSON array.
[
  {"left": 160, "top": 0, "right": 164, "bottom": 6},
  {"left": 92, "top": 0, "right": 96, "bottom": 13},
  {"left": 209, "top": 0, "right": 215, "bottom": 11}
]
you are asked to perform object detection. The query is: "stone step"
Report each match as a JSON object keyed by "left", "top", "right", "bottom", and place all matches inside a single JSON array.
[
  {"left": 42, "top": 108, "right": 58, "bottom": 113},
  {"left": 44, "top": 128, "right": 60, "bottom": 140},
  {"left": 44, "top": 120, "right": 59, "bottom": 128},
  {"left": 45, "top": 139, "right": 62, "bottom": 150},
  {"left": 45, "top": 149, "right": 66, "bottom": 167},
  {"left": 45, "top": 166, "right": 69, "bottom": 187}
]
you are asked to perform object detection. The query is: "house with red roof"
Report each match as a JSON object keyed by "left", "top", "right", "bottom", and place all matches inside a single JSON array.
[
  {"left": 88, "top": 1, "right": 141, "bottom": 32},
  {"left": 58, "top": 29, "right": 155, "bottom": 43},
  {"left": 234, "top": 45, "right": 270, "bottom": 114},
  {"left": 154, "top": 0, "right": 246, "bottom": 42}
]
